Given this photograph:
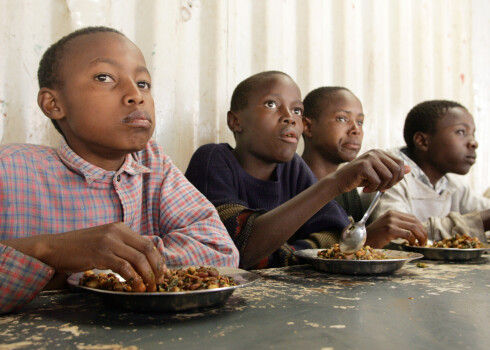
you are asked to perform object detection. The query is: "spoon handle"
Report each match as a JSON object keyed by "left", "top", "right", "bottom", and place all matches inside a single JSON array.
[{"left": 359, "top": 191, "right": 383, "bottom": 224}]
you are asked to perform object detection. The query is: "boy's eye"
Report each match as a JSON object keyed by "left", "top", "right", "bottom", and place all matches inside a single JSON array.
[
  {"left": 94, "top": 74, "right": 115, "bottom": 83},
  {"left": 137, "top": 81, "right": 151, "bottom": 90},
  {"left": 456, "top": 129, "right": 466, "bottom": 135},
  {"left": 336, "top": 116, "right": 348, "bottom": 122},
  {"left": 357, "top": 120, "right": 364, "bottom": 126},
  {"left": 264, "top": 100, "right": 277, "bottom": 108},
  {"left": 292, "top": 107, "right": 303, "bottom": 116}
]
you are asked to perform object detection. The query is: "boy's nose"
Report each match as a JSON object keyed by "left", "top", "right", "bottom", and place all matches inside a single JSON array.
[
  {"left": 469, "top": 137, "right": 478, "bottom": 149},
  {"left": 280, "top": 109, "right": 296, "bottom": 125},
  {"left": 349, "top": 122, "right": 362, "bottom": 134},
  {"left": 123, "top": 81, "right": 144, "bottom": 105}
]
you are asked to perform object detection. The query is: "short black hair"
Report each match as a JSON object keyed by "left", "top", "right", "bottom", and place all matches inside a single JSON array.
[
  {"left": 230, "top": 71, "right": 292, "bottom": 112},
  {"left": 403, "top": 100, "right": 467, "bottom": 152},
  {"left": 37, "top": 26, "right": 125, "bottom": 134},
  {"left": 303, "top": 86, "right": 350, "bottom": 121}
]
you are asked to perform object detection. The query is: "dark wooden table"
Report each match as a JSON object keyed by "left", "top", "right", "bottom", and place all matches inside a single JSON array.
[{"left": 1, "top": 256, "right": 489, "bottom": 350}]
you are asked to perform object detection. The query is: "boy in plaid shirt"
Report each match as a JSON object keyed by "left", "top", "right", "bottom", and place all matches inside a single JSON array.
[{"left": 0, "top": 27, "right": 238, "bottom": 314}]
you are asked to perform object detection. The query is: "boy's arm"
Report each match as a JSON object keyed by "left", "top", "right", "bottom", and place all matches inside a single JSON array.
[
  {"left": 158, "top": 161, "right": 239, "bottom": 267},
  {"left": 215, "top": 202, "right": 340, "bottom": 268},
  {"left": 0, "top": 244, "right": 54, "bottom": 314},
  {"left": 366, "top": 211, "right": 428, "bottom": 247},
  {"left": 425, "top": 210, "right": 489, "bottom": 242},
  {"left": 1, "top": 223, "right": 166, "bottom": 295},
  {"left": 370, "top": 178, "right": 489, "bottom": 242},
  {"left": 241, "top": 150, "right": 408, "bottom": 268}
]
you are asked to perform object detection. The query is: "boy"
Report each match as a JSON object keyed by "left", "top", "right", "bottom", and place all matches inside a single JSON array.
[
  {"left": 0, "top": 27, "right": 238, "bottom": 314},
  {"left": 370, "top": 100, "right": 490, "bottom": 241},
  {"left": 185, "top": 71, "right": 408, "bottom": 269},
  {"left": 301, "top": 87, "right": 427, "bottom": 247}
]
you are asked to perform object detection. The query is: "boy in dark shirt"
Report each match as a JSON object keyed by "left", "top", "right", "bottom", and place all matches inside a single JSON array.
[{"left": 186, "top": 71, "right": 408, "bottom": 269}]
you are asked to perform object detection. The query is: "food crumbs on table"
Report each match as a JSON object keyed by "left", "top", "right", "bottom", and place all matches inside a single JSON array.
[{"left": 416, "top": 262, "right": 428, "bottom": 268}]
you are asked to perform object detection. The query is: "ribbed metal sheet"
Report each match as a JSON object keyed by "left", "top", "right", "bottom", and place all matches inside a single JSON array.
[{"left": 0, "top": 0, "right": 488, "bottom": 194}]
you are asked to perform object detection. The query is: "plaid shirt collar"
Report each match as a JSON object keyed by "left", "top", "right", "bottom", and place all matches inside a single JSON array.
[
  {"left": 396, "top": 147, "right": 448, "bottom": 194},
  {"left": 56, "top": 138, "right": 151, "bottom": 184}
]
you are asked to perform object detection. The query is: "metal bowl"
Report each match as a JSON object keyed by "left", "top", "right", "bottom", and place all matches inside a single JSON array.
[
  {"left": 388, "top": 242, "right": 489, "bottom": 261},
  {"left": 293, "top": 249, "right": 423, "bottom": 275},
  {"left": 67, "top": 266, "right": 260, "bottom": 312}
]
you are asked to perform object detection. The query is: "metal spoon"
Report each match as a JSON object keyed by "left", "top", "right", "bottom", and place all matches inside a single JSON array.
[{"left": 339, "top": 191, "right": 384, "bottom": 253}]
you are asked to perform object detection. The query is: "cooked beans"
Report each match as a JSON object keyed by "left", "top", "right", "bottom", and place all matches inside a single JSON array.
[
  {"left": 429, "top": 234, "right": 483, "bottom": 249},
  {"left": 317, "top": 243, "right": 387, "bottom": 260},
  {"left": 79, "top": 266, "right": 236, "bottom": 293}
]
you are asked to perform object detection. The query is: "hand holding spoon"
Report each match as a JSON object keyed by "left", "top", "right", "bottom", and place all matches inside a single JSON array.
[{"left": 339, "top": 191, "right": 384, "bottom": 254}]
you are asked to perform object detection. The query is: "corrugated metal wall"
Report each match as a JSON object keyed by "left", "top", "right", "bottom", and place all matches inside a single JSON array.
[{"left": 0, "top": 0, "right": 488, "bottom": 194}]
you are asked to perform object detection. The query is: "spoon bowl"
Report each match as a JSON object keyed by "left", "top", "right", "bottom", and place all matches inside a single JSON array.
[{"left": 339, "top": 191, "right": 383, "bottom": 253}]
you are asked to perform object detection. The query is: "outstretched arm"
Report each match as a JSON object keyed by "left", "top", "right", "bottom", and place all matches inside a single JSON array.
[{"left": 241, "top": 150, "right": 409, "bottom": 268}]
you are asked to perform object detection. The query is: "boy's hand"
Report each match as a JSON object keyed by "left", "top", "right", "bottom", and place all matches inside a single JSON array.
[
  {"left": 2, "top": 223, "right": 166, "bottom": 292},
  {"left": 329, "top": 150, "right": 409, "bottom": 195},
  {"left": 365, "top": 210, "right": 428, "bottom": 247}
]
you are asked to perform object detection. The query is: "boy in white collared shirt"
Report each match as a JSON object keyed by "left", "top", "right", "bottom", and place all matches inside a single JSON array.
[{"left": 370, "top": 100, "right": 490, "bottom": 242}]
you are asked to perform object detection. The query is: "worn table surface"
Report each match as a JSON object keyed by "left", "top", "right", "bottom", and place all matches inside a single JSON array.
[{"left": 1, "top": 257, "right": 489, "bottom": 350}]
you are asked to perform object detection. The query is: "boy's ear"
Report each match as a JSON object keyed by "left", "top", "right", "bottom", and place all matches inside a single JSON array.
[
  {"left": 37, "top": 87, "right": 65, "bottom": 121},
  {"left": 227, "top": 110, "right": 243, "bottom": 133},
  {"left": 302, "top": 116, "right": 313, "bottom": 138},
  {"left": 413, "top": 131, "right": 430, "bottom": 152}
]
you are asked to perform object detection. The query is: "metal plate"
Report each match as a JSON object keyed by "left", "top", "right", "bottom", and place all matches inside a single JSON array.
[
  {"left": 67, "top": 266, "right": 260, "bottom": 312},
  {"left": 293, "top": 249, "right": 423, "bottom": 275},
  {"left": 388, "top": 242, "right": 489, "bottom": 261}
]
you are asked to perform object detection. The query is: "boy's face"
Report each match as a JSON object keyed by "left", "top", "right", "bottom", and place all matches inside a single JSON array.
[
  {"left": 50, "top": 32, "right": 155, "bottom": 166},
  {"left": 305, "top": 90, "right": 363, "bottom": 164},
  {"left": 425, "top": 107, "right": 478, "bottom": 175},
  {"left": 233, "top": 74, "right": 304, "bottom": 163}
]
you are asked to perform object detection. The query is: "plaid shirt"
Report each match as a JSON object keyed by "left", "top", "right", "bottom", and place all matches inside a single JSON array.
[{"left": 0, "top": 139, "right": 238, "bottom": 314}]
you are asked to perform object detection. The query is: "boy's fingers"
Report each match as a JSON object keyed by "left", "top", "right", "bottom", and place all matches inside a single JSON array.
[
  {"left": 109, "top": 257, "right": 146, "bottom": 292},
  {"left": 399, "top": 230, "right": 416, "bottom": 246},
  {"left": 376, "top": 153, "right": 406, "bottom": 189},
  {"left": 114, "top": 243, "right": 158, "bottom": 292},
  {"left": 357, "top": 150, "right": 406, "bottom": 192},
  {"left": 392, "top": 212, "right": 428, "bottom": 245},
  {"left": 120, "top": 233, "right": 166, "bottom": 286}
]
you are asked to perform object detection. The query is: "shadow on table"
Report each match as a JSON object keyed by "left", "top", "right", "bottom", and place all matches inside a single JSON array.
[
  {"left": 255, "top": 264, "right": 420, "bottom": 287},
  {"left": 21, "top": 291, "right": 250, "bottom": 327}
]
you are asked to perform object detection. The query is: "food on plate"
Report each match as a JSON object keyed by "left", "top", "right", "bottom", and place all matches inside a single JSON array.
[
  {"left": 317, "top": 243, "right": 387, "bottom": 260},
  {"left": 79, "top": 266, "right": 236, "bottom": 293},
  {"left": 428, "top": 234, "right": 484, "bottom": 249}
]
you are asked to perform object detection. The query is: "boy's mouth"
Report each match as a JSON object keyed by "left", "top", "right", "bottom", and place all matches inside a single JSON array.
[
  {"left": 465, "top": 154, "right": 476, "bottom": 164},
  {"left": 122, "top": 110, "right": 152, "bottom": 128},
  {"left": 279, "top": 129, "right": 299, "bottom": 143},
  {"left": 342, "top": 142, "right": 361, "bottom": 151}
]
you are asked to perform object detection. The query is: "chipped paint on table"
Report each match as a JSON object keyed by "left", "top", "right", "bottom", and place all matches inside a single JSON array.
[{"left": 0, "top": 257, "right": 489, "bottom": 350}]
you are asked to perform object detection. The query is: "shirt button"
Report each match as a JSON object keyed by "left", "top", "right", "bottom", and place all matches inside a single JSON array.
[{"left": 117, "top": 175, "right": 121, "bottom": 182}]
